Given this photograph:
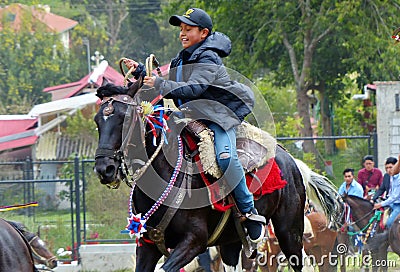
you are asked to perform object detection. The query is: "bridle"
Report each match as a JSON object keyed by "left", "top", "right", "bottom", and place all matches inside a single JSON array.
[
  {"left": 95, "top": 93, "right": 165, "bottom": 189},
  {"left": 95, "top": 94, "right": 139, "bottom": 188},
  {"left": 95, "top": 53, "right": 164, "bottom": 188},
  {"left": 28, "top": 235, "right": 58, "bottom": 268}
]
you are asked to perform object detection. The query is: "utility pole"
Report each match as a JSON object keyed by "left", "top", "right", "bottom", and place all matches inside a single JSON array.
[{"left": 82, "top": 38, "right": 91, "bottom": 74}]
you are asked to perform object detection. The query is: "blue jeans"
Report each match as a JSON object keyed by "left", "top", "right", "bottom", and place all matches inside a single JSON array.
[
  {"left": 386, "top": 203, "right": 400, "bottom": 228},
  {"left": 208, "top": 123, "right": 254, "bottom": 213}
]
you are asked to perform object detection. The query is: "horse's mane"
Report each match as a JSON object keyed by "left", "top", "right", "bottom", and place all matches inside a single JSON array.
[
  {"left": 96, "top": 83, "right": 129, "bottom": 99},
  {"left": 6, "top": 220, "right": 36, "bottom": 240}
]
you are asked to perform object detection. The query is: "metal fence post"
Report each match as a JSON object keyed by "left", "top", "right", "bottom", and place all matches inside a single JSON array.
[
  {"left": 74, "top": 154, "right": 81, "bottom": 263},
  {"left": 24, "top": 156, "right": 34, "bottom": 217}
]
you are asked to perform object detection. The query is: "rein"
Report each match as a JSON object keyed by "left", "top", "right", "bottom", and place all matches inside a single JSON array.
[{"left": 343, "top": 202, "right": 382, "bottom": 244}]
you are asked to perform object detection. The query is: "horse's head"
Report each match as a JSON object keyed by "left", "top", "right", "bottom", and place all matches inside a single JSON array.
[
  {"left": 8, "top": 221, "right": 58, "bottom": 269},
  {"left": 29, "top": 234, "right": 58, "bottom": 269},
  {"left": 342, "top": 194, "right": 374, "bottom": 227},
  {"left": 94, "top": 79, "right": 143, "bottom": 188}
]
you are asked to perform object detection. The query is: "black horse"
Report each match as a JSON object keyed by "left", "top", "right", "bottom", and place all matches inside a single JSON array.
[
  {"left": 340, "top": 195, "right": 390, "bottom": 272},
  {"left": 0, "top": 218, "right": 36, "bottom": 272},
  {"left": 94, "top": 81, "right": 341, "bottom": 272}
]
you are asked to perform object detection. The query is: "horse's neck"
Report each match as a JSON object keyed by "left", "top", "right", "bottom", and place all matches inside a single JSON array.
[{"left": 349, "top": 201, "right": 372, "bottom": 227}]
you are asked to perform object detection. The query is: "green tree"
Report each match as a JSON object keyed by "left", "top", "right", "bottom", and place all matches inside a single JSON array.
[
  {"left": 158, "top": 0, "right": 400, "bottom": 167},
  {"left": 0, "top": 5, "right": 71, "bottom": 114},
  {"left": 67, "top": 0, "right": 167, "bottom": 65}
]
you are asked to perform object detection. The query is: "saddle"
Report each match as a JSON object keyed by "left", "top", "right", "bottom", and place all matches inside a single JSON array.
[{"left": 181, "top": 119, "right": 287, "bottom": 211}]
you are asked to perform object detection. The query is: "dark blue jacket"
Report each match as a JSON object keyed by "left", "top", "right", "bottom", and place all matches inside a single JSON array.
[
  {"left": 154, "top": 32, "right": 254, "bottom": 130},
  {"left": 372, "top": 173, "right": 390, "bottom": 202}
]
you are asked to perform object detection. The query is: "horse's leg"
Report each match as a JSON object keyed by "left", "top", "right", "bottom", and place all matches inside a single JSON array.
[
  {"left": 161, "top": 232, "right": 207, "bottom": 272},
  {"left": 362, "top": 249, "right": 370, "bottom": 272},
  {"left": 241, "top": 250, "right": 256, "bottom": 272},
  {"left": 270, "top": 196, "right": 304, "bottom": 272},
  {"left": 378, "top": 248, "right": 388, "bottom": 272},
  {"left": 135, "top": 240, "right": 163, "bottom": 272},
  {"left": 219, "top": 242, "right": 243, "bottom": 272}
]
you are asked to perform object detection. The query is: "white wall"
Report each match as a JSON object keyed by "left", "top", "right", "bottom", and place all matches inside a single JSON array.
[{"left": 375, "top": 81, "right": 400, "bottom": 169}]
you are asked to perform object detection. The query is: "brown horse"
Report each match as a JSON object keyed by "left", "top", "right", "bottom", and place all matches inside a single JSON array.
[
  {"left": 389, "top": 216, "right": 400, "bottom": 255},
  {"left": 0, "top": 218, "right": 36, "bottom": 272},
  {"left": 5, "top": 220, "right": 58, "bottom": 270},
  {"left": 255, "top": 212, "right": 337, "bottom": 272},
  {"left": 340, "top": 195, "right": 389, "bottom": 272}
]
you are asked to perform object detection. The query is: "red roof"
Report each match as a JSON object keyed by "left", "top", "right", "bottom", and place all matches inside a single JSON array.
[
  {"left": 43, "top": 64, "right": 125, "bottom": 98},
  {"left": 43, "top": 62, "right": 170, "bottom": 99},
  {"left": 0, "top": 135, "right": 38, "bottom": 152},
  {"left": 0, "top": 4, "right": 78, "bottom": 33},
  {"left": 0, "top": 118, "right": 38, "bottom": 152},
  {"left": 0, "top": 118, "right": 37, "bottom": 137}
]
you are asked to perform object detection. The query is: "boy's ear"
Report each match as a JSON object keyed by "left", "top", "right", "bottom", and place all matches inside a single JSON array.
[{"left": 201, "top": 28, "right": 209, "bottom": 39}]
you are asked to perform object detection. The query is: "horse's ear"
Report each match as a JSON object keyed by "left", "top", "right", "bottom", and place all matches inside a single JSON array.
[
  {"left": 127, "top": 77, "right": 143, "bottom": 97},
  {"left": 101, "top": 77, "right": 109, "bottom": 87}
]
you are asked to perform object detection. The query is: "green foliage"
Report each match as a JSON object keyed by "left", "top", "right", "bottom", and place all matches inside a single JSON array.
[
  {"left": 255, "top": 77, "right": 300, "bottom": 137},
  {"left": 0, "top": 6, "right": 70, "bottom": 113},
  {"left": 63, "top": 110, "right": 97, "bottom": 140},
  {"left": 333, "top": 72, "right": 375, "bottom": 135},
  {"left": 85, "top": 175, "right": 132, "bottom": 231}
]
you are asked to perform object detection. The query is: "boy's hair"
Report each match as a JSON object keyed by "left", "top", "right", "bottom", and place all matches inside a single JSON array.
[
  {"left": 385, "top": 157, "right": 398, "bottom": 165},
  {"left": 343, "top": 168, "right": 354, "bottom": 176},
  {"left": 363, "top": 155, "right": 374, "bottom": 163}
]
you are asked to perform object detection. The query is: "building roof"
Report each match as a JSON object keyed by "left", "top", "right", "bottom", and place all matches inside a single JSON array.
[
  {"left": 0, "top": 135, "right": 38, "bottom": 152},
  {"left": 43, "top": 61, "right": 170, "bottom": 100},
  {"left": 28, "top": 92, "right": 99, "bottom": 117},
  {"left": 0, "top": 116, "right": 37, "bottom": 137},
  {"left": 43, "top": 61, "right": 125, "bottom": 99},
  {"left": 0, "top": 116, "right": 38, "bottom": 152},
  {"left": 0, "top": 3, "right": 78, "bottom": 33},
  {"left": 0, "top": 60, "right": 171, "bottom": 157}
]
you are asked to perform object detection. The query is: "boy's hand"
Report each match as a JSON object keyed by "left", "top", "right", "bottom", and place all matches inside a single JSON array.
[
  {"left": 374, "top": 203, "right": 382, "bottom": 210},
  {"left": 124, "top": 58, "right": 139, "bottom": 70},
  {"left": 144, "top": 76, "right": 156, "bottom": 87}
]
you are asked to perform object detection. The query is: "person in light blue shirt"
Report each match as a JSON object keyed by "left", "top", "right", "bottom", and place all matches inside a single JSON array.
[
  {"left": 339, "top": 168, "right": 364, "bottom": 254},
  {"left": 374, "top": 168, "right": 400, "bottom": 229},
  {"left": 339, "top": 168, "right": 364, "bottom": 198}
]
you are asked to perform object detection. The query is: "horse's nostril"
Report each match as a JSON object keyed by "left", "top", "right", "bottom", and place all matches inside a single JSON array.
[{"left": 105, "top": 165, "right": 116, "bottom": 177}]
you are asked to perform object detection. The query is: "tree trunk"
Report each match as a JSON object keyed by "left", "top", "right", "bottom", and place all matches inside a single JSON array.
[
  {"left": 319, "top": 87, "right": 335, "bottom": 155},
  {"left": 297, "top": 87, "right": 322, "bottom": 169},
  {"left": 297, "top": 88, "right": 314, "bottom": 152}
]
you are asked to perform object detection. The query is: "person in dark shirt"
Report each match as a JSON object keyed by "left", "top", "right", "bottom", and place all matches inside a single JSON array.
[{"left": 372, "top": 157, "right": 398, "bottom": 203}]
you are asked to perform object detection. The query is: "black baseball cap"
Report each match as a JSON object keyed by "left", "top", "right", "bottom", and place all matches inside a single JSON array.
[{"left": 169, "top": 8, "right": 213, "bottom": 31}]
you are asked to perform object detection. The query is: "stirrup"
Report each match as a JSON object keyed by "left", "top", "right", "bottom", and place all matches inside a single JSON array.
[{"left": 245, "top": 212, "right": 267, "bottom": 224}]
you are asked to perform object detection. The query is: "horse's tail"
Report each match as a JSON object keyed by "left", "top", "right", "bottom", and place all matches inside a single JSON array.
[{"left": 294, "top": 159, "right": 343, "bottom": 229}]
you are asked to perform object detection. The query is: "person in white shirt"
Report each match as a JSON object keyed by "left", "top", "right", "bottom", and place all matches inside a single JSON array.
[{"left": 374, "top": 164, "right": 400, "bottom": 229}]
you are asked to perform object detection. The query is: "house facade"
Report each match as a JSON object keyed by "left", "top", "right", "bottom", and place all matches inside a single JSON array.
[{"left": 375, "top": 81, "right": 400, "bottom": 169}]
